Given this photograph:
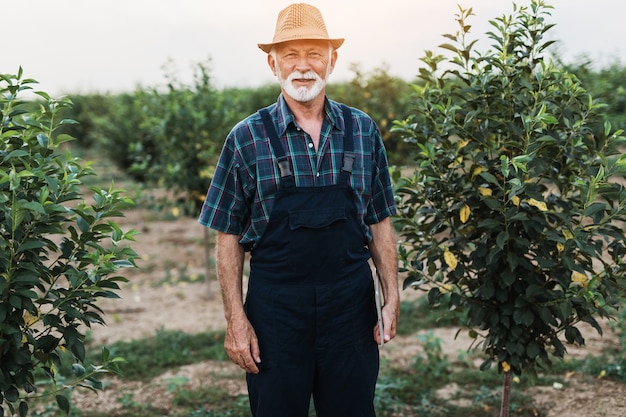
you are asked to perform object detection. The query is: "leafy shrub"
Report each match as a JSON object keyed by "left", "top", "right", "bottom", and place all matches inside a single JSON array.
[
  {"left": 1, "top": 69, "right": 138, "bottom": 416},
  {"left": 394, "top": 0, "right": 626, "bottom": 380}
]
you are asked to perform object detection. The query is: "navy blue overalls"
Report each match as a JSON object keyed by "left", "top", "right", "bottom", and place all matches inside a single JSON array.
[{"left": 244, "top": 106, "right": 379, "bottom": 417}]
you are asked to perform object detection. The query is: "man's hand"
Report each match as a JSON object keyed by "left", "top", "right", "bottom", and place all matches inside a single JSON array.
[
  {"left": 374, "top": 303, "right": 399, "bottom": 345},
  {"left": 224, "top": 315, "right": 261, "bottom": 374},
  {"left": 215, "top": 232, "right": 260, "bottom": 373},
  {"left": 369, "top": 217, "right": 400, "bottom": 346}
]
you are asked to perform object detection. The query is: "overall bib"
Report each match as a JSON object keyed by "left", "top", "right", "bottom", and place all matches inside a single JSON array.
[{"left": 244, "top": 106, "right": 379, "bottom": 417}]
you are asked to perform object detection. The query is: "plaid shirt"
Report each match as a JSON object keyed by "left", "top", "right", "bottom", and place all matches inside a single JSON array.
[{"left": 198, "top": 94, "right": 396, "bottom": 248}]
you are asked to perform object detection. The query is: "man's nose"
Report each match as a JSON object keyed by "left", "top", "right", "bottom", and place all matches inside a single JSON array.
[{"left": 294, "top": 56, "right": 311, "bottom": 71}]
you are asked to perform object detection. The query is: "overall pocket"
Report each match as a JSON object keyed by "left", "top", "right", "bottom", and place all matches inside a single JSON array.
[{"left": 287, "top": 207, "right": 349, "bottom": 272}]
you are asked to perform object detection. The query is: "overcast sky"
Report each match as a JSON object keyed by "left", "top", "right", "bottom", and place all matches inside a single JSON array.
[{"left": 5, "top": 0, "right": 625, "bottom": 96}]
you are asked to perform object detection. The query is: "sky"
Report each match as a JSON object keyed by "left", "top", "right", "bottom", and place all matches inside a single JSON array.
[{"left": 4, "top": 0, "right": 625, "bottom": 96}]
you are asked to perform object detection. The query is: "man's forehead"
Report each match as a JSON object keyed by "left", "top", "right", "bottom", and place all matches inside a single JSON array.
[{"left": 275, "top": 39, "right": 331, "bottom": 52}]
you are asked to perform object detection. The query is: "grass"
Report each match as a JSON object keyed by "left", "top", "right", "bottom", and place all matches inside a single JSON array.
[
  {"left": 30, "top": 147, "right": 624, "bottom": 417},
  {"left": 91, "top": 328, "right": 228, "bottom": 381},
  {"left": 37, "top": 296, "right": 622, "bottom": 417},
  {"left": 28, "top": 300, "right": 622, "bottom": 417},
  {"left": 397, "top": 296, "right": 466, "bottom": 335}
]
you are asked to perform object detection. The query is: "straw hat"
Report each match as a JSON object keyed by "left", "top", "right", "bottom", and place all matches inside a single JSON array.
[{"left": 258, "top": 3, "right": 344, "bottom": 53}]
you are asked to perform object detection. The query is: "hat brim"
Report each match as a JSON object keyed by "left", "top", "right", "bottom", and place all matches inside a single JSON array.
[{"left": 258, "top": 37, "right": 344, "bottom": 53}]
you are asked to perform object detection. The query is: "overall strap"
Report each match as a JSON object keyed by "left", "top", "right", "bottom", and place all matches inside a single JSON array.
[
  {"left": 259, "top": 105, "right": 354, "bottom": 187},
  {"left": 259, "top": 108, "right": 295, "bottom": 188},
  {"left": 339, "top": 104, "right": 355, "bottom": 186}
]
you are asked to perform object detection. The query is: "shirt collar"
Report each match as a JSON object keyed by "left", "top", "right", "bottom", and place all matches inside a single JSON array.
[{"left": 275, "top": 94, "right": 343, "bottom": 137}]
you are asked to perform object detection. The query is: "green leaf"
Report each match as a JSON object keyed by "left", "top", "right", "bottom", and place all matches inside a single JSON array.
[
  {"left": 71, "top": 341, "right": 86, "bottom": 362},
  {"left": 36, "top": 335, "right": 59, "bottom": 353},
  {"left": 17, "top": 239, "right": 47, "bottom": 253},
  {"left": 55, "top": 133, "right": 75, "bottom": 145},
  {"left": 477, "top": 218, "right": 504, "bottom": 228},
  {"left": 72, "top": 363, "right": 86, "bottom": 376},
  {"left": 479, "top": 172, "right": 499, "bottom": 185},
  {"left": 56, "top": 395, "right": 70, "bottom": 415},
  {"left": 479, "top": 357, "right": 493, "bottom": 371},
  {"left": 483, "top": 198, "right": 503, "bottom": 210},
  {"left": 5, "top": 386, "right": 19, "bottom": 402},
  {"left": 113, "top": 260, "right": 135, "bottom": 268},
  {"left": 2, "top": 149, "right": 29, "bottom": 162},
  {"left": 18, "top": 401, "right": 28, "bottom": 417},
  {"left": 513, "top": 308, "right": 534, "bottom": 326},
  {"left": 496, "top": 231, "right": 509, "bottom": 249},
  {"left": 564, "top": 326, "right": 584, "bottom": 345},
  {"left": 9, "top": 168, "right": 20, "bottom": 190},
  {"left": 539, "top": 307, "right": 558, "bottom": 326},
  {"left": 101, "top": 346, "right": 111, "bottom": 362},
  {"left": 438, "top": 43, "right": 459, "bottom": 53},
  {"left": 77, "top": 215, "right": 90, "bottom": 233},
  {"left": 584, "top": 202, "right": 606, "bottom": 223},
  {"left": 36, "top": 133, "right": 49, "bottom": 148},
  {"left": 526, "top": 342, "right": 541, "bottom": 359},
  {"left": 540, "top": 114, "right": 558, "bottom": 124}
]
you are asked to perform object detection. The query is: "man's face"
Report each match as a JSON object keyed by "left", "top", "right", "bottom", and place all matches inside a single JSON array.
[{"left": 271, "top": 40, "right": 337, "bottom": 103}]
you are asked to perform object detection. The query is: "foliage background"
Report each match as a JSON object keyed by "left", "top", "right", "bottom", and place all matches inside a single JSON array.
[{"left": 3, "top": 1, "right": 626, "bottom": 415}]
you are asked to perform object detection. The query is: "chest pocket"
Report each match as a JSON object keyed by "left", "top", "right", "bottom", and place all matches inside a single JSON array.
[
  {"left": 289, "top": 208, "right": 347, "bottom": 230},
  {"left": 287, "top": 206, "right": 350, "bottom": 272}
]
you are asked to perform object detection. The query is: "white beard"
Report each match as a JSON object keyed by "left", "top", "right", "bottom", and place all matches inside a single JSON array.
[{"left": 277, "top": 67, "right": 329, "bottom": 103}]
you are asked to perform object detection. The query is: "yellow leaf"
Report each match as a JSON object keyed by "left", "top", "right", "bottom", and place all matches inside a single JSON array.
[
  {"left": 444, "top": 250, "right": 458, "bottom": 270},
  {"left": 460, "top": 204, "right": 470, "bottom": 223},
  {"left": 502, "top": 361, "right": 511, "bottom": 373},
  {"left": 457, "top": 139, "right": 470, "bottom": 149},
  {"left": 572, "top": 271, "right": 588, "bottom": 287},
  {"left": 562, "top": 229, "right": 574, "bottom": 240},
  {"left": 441, "top": 283, "right": 453, "bottom": 294},
  {"left": 23, "top": 309, "right": 40, "bottom": 328},
  {"left": 511, "top": 196, "right": 520, "bottom": 206},
  {"left": 172, "top": 207, "right": 180, "bottom": 218},
  {"left": 472, "top": 166, "right": 483, "bottom": 178},
  {"left": 528, "top": 198, "right": 548, "bottom": 211},
  {"left": 556, "top": 242, "right": 564, "bottom": 252},
  {"left": 448, "top": 156, "right": 463, "bottom": 168},
  {"left": 478, "top": 187, "right": 492, "bottom": 196}
]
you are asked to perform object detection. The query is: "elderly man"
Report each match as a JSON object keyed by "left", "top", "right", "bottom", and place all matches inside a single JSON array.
[{"left": 198, "top": 3, "right": 399, "bottom": 416}]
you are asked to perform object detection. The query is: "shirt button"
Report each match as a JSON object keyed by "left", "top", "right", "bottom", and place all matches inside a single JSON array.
[
  {"left": 308, "top": 142, "right": 314, "bottom": 149},
  {"left": 316, "top": 172, "right": 320, "bottom": 177}
]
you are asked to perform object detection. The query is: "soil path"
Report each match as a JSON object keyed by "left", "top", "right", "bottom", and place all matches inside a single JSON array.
[{"left": 73, "top": 206, "right": 626, "bottom": 416}]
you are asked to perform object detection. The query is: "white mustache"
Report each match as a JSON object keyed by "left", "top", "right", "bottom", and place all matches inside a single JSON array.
[{"left": 287, "top": 71, "right": 320, "bottom": 81}]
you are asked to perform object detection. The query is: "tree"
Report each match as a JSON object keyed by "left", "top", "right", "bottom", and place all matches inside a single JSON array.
[
  {"left": 1, "top": 69, "right": 138, "bottom": 416},
  {"left": 392, "top": 2, "right": 626, "bottom": 416}
]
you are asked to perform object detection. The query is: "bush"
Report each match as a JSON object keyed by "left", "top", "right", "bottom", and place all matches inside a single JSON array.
[
  {"left": 1, "top": 69, "right": 138, "bottom": 416},
  {"left": 394, "top": 0, "right": 626, "bottom": 379}
]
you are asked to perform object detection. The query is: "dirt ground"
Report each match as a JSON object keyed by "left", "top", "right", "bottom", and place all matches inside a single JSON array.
[{"left": 72, "top": 202, "right": 626, "bottom": 416}]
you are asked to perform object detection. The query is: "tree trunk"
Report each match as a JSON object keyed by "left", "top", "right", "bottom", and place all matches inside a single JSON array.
[{"left": 500, "top": 371, "right": 512, "bottom": 417}]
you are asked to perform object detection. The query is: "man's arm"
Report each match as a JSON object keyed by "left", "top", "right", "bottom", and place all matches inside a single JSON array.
[
  {"left": 216, "top": 232, "right": 260, "bottom": 373},
  {"left": 368, "top": 217, "right": 399, "bottom": 344}
]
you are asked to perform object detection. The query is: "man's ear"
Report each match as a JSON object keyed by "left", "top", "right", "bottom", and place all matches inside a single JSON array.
[
  {"left": 268, "top": 54, "right": 277, "bottom": 76},
  {"left": 328, "top": 49, "right": 338, "bottom": 75}
]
